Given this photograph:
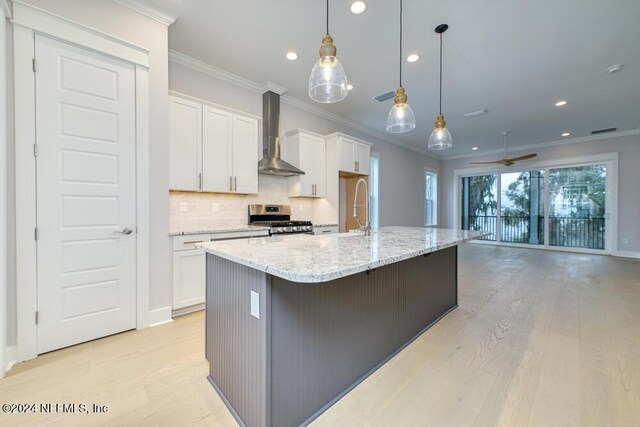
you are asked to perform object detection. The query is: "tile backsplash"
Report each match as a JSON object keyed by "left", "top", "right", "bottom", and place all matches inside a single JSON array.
[{"left": 169, "top": 175, "right": 329, "bottom": 233}]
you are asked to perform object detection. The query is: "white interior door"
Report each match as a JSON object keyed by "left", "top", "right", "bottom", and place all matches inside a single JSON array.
[{"left": 35, "top": 35, "right": 137, "bottom": 354}]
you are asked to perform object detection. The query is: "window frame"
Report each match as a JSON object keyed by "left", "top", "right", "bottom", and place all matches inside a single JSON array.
[{"left": 425, "top": 168, "right": 438, "bottom": 227}]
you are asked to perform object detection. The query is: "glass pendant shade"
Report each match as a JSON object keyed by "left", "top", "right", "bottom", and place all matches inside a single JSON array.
[
  {"left": 428, "top": 127, "right": 453, "bottom": 150},
  {"left": 386, "top": 87, "right": 416, "bottom": 133},
  {"left": 308, "top": 54, "right": 348, "bottom": 103},
  {"left": 428, "top": 115, "right": 452, "bottom": 150}
]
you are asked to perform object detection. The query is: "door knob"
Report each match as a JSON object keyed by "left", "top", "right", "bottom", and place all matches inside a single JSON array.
[{"left": 114, "top": 227, "right": 133, "bottom": 235}]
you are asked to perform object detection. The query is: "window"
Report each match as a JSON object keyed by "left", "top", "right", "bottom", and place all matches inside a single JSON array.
[
  {"left": 425, "top": 170, "right": 438, "bottom": 226},
  {"left": 370, "top": 154, "right": 379, "bottom": 228}
]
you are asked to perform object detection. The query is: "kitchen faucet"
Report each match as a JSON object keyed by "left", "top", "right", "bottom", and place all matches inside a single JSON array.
[{"left": 353, "top": 178, "right": 371, "bottom": 236}]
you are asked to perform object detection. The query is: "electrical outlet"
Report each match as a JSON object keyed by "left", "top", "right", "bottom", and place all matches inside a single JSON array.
[
  {"left": 250, "top": 291, "right": 260, "bottom": 319},
  {"left": 622, "top": 238, "right": 629, "bottom": 245},
  {"left": 212, "top": 203, "right": 220, "bottom": 212},
  {"left": 179, "top": 202, "right": 188, "bottom": 212}
]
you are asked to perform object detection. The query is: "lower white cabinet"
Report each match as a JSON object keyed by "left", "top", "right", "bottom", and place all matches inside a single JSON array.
[
  {"left": 171, "top": 229, "right": 270, "bottom": 313},
  {"left": 313, "top": 225, "right": 339, "bottom": 235},
  {"left": 172, "top": 248, "right": 207, "bottom": 310}
]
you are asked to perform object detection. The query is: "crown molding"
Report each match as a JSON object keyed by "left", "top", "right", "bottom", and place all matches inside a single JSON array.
[
  {"left": 113, "top": 0, "right": 176, "bottom": 26},
  {"left": 168, "top": 49, "right": 440, "bottom": 160},
  {"left": 262, "top": 81, "right": 287, "bottom": 95},
  {"left": 2, "top": 0, "right": 11, "bottom": 19},
  {"left": 442, "top": 129, "right": 640, "bottom": 161}
]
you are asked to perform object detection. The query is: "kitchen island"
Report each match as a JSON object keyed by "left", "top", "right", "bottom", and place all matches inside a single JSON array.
[{"left": 198, "top": 227, "right": 488, "bottom": 427}]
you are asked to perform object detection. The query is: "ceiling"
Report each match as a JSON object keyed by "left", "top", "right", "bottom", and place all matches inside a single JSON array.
[{"left": 146, "top": 0, "right": 640, "bottom": 159}]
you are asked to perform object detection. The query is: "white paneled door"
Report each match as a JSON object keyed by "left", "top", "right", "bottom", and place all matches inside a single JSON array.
[{"left": 35, "top": 35, "right": 137, "bottom": 353}]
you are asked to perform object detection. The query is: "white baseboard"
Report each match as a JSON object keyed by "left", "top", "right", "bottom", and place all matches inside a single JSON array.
[
  {"left": 148, "top": 306, "right": 173, "bottom": 327},
  {"left": 613, "top": 251, "right": 640, "bottom": 259},
  {"left": 4, "top": 345, "right": 17, "bottom": 374},
  {"left": 172, "top": 303, "right": 204, "bottom": 318}
]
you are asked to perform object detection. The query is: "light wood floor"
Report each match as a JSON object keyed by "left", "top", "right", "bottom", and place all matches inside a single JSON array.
[{"left": 2, "top": 244, "right": 639, "bottom": 426}]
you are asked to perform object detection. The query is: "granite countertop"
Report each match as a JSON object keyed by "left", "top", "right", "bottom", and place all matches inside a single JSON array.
[
  {"left": 169, "top": 225, "right": 270, "bottom": 236},
  {"left": 197, "top": 226, "right": 489, "bottom": 283}
]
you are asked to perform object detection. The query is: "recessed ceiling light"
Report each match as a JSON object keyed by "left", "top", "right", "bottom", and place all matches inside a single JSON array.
[
  {"left": 472, "top": 146, "right": 478, "bottom": 151},
  {"left": 285, "top": 51, "right": 298, "bottom": 61},
  {"left": 350, "top": 1, "right": 367, "bottom": 14},
  {"left": 406, "top": 54, "right": 420, "bottom": 63},
  {"left": 347, "top": 84, "right": 354, "bottom": 91},
  {"left": 562, "top": 132, "right": 571, "bottom": 137},
  {"left": 555, "top": 100, "right": 568, "bottom": 107}
]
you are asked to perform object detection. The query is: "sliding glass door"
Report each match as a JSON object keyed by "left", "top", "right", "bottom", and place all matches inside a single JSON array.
[
  {"left": 461, "top": 162, "right": 610, "bottom": 252},
  {"left": 548, "top": 164, "right": 606, "bottom": 250},
  {"left": 461, "top": 175, "right": 497, "bottom": 241},
  {"left": 500, "top": 171, "right": 545, "bottom": 245}
]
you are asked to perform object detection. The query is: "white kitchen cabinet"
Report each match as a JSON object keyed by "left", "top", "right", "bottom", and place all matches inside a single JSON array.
[
  {"left": 286, "top": 129, "right": 326, "bottom": 198},
  {"left": 202, "top": 106, "right": 233, "bottom": 193},
  {"left": 171, "top": 229, "right": 269, "bottom": 314},
  {"left": 170, "top": 96, "right": 202, "bottom": 191},
  {"left": 328, "top": 133, "right": 372, "bottom": 175},
  {"left": 172, "top": 248, "right": 207, "bottom": 309},
  {"left": 170, "top": 92, "right": 259, "bottom": 194},
  {"left": 313, "top": 225, "right": 339, "bottom": 235},
  {"left": 355, "top": 143, "right": 371, "bottom": 175},
  {"left": 232, "top": 114, "right": 259, "bottom": 194}
]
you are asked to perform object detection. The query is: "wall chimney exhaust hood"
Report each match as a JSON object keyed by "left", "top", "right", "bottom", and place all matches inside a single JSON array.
[{"left": 258, "top": 91, "right": 305, "bottom": 176}]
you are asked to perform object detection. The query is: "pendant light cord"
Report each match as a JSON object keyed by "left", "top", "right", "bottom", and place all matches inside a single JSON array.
[
  {"left": 399, "top": 0, "right": 403, "bottom": 88},
  {"left": 439, "top": 32, "right": 443, "bottom": 114},
  {"left": 326, "top": 0, "right": 329, "bottom": 34}
]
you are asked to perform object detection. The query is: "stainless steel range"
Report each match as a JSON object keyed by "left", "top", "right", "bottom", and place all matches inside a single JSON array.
[{"left": 248, "top": 204, "right": 313, "bottom": 235}]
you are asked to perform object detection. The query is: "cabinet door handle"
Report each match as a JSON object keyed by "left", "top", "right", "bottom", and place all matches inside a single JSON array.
[
  {"left": 234, "top": 176, "right": 237, "bottom": 192},
  {"left": 183, "top": 240, "right": 204, "bottom": 245},
  {"left": 198, "top": 173, "right": 202, "bottom": 190},
  {"left": 229, "top": 176, "right": 233, "bottom": 191},
  {"left": 313, "top": 184, "right": 315, "bottom": 195}
]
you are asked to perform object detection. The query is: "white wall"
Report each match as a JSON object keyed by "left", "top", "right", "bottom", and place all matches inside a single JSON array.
[
  {"left": 4, "top": 0, "right": 171, "bottom": 350},
  {"left": 441, "top": 133, "right": 640, "bottom": 254},
  {"left": 1, "top": 1, "right": 9, "bottom": 376},
  {"left": 169, "top": 61, "right": 442, "bottom": 229}
]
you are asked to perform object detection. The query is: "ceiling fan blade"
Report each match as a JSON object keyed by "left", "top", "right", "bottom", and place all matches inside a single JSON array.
[
  {"left": 469, "top": 160, "right": 506, "bottom": 165},
  {"left": 504, "top": 153, "right": 537, "bottom": 162}
]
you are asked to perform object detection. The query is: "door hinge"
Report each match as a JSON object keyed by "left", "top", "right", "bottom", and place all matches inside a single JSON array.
[
  {"left": 35, "top": 311, "right": 39, "bottom": 325},
  {"left": 33, "top": 144, "right": 39, "bottom": 157},
  {"left": 34, "top": 228, "right": 38, "bottom": 240},
  {"left": 32, "top": 58, "right": 37, "bottom": 73}
]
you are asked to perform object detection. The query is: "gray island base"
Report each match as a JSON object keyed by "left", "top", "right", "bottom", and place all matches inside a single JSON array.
[{"left": 199, "top": 227, "right": 488, "bottom": 427}]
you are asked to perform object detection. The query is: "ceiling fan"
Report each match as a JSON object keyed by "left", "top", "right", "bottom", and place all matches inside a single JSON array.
[{"left": 470, "top": 131, "right": 537, "bottom": 167}]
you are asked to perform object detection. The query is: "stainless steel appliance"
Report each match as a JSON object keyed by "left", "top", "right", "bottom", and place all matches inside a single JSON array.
[{"left": 248, "top": 204, "right": 313, "bottom": 235}]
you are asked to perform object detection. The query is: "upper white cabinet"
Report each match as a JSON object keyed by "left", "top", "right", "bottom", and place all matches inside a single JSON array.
[
  {"left": 328, "top": 133, "right": 372, "bottom": 175},
  {"left": 232, "top": 115, "right": 259, "bottom": 194},
  {"left": 170, "top": 97, "right": 202, "bottom": 191},
  {"left": 170, "top": 93, "right": 259, "bottom": 194},
  {"left": 202, "top": 106, "right": 232, "bottom": 192},
  {"left": 286, "top": 130, "right": 326, "bottom": 198}
]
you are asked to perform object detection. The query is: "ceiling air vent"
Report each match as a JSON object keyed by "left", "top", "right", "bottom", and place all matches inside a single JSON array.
[
  {"left": 590, "top": 127, "right": 617, "bottom": 135},
  {"left": 373, "top": 90, "right": 396, "bottom": 102}
]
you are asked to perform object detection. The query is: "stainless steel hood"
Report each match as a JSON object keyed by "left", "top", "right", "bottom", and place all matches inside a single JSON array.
[{"left": 258, "top": 91, "right": 305, "bottom": 176}]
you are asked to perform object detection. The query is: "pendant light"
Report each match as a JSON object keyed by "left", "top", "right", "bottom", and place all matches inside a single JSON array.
[
  {"left": 386, "top": 0, "right": 416, "bottom": 133},
  {"left": 428, "top": 24, "right": 453, "bottom": 150},
  {"left": 308, "top": 0, "right": 348, "bottom": 103}
]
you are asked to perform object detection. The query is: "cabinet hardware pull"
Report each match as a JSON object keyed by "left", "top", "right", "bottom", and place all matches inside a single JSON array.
[
  {"left": 198, "top": 173, "right": 203, "bottom": 189},
  {"left": 234, "top": 176, "right": 237, "bottom": 192},
  {"left": 229, "top": 176, "right": 233, "bottom": 191},
  {"left": 183, "top": 240, "right": 204, "bottom": 244}
]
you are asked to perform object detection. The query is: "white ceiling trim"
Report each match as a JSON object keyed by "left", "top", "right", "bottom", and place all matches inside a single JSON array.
[
  {"left": 1, "top": 0, "right": 11, "bottom": 19},
  {"left": 442, "top": 129, "right": 640, "bottom": 161},
  {"left": 168, "top": 49, "right": 440, "bottom": 159},
  {"left": 113, "top": 0, "right": 177, "bottom": 26}
]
